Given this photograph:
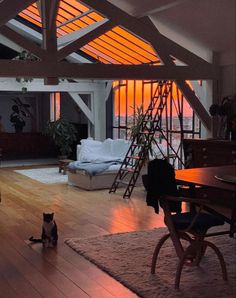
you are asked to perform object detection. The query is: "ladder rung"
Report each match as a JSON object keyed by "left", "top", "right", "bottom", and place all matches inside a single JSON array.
[
  {"left": 127, "top": 155, "right": 143, "bottom": 160},
  {"left": 131, "top": 143, "right": 145, "bottom": 147},
  {"left": 147, "top": 106, "right": 163, "bottom": 111},
  {"left": 121, "top": 168, "right": 136, "bottom": 173},
  {"left": 116, "top": 179, "right": 130, "bottom": 185},
  {"left": 168, "top": 154, "right": 177, "bottom": 158}
]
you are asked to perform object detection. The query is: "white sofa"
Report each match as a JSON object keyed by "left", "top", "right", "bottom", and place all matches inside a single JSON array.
[{"left": 68, "top": 138, "right": 131, "bottom": 190}]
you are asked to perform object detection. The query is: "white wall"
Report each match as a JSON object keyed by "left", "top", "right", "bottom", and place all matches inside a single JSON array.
[{"left": 221, "top": 64, "right": 236, "bottom": 98}]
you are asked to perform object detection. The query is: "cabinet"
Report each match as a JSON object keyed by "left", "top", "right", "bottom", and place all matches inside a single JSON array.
[
  {"left": 182, "top": 139, "right": 236, "bottom": 210},
  {"left": 183, "top": 139, "right": 236, "bottom": 168},
  {"left": 0, "top": 133, "right": 56, "bottom": 159}
]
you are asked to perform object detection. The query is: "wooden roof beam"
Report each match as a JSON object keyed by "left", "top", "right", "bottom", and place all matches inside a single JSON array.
[
  {"left": 80, "top": 0, "right": 213, "bottom": 131},
  {"left": 80, "top": 0, "right": 211, "bottom": 69},
  {"left": 40, "top": 0, "right": 58, "bottom": 84},
  {"left": 0, "top": 25, "right": 47, "bottom": 60},
  {"left": 0, "top": 60, "right": 219, "bottom": 80},
  {"left": 0, "top": 0, "right": 36, "bottom": 28},
  {"left": 175, "top": 80, "right": 212, "bottom": 130},
  {"left": 48, "top": 0, "right": 60, "bottom": 31}
]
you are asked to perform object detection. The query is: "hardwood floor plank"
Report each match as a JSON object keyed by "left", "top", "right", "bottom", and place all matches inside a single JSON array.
[
  {"left": 30, "top": 244, "right": 116, "bottom": 298},
  {"left": 0, "top": 228, "right": 89, "bottom": 298},
  {"left": 0, "top": 274, "right": 21, "bottom": 298},
  {"left": 0, "top": 255, "right": 42, "bottom": 298},
  {"left": 0, "top": 166, "right": 164, "bottom": 297}
]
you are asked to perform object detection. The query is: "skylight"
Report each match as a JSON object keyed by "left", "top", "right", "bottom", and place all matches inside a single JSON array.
[{"left": 17, "top": 0, "right": 160, "bottom": 65}]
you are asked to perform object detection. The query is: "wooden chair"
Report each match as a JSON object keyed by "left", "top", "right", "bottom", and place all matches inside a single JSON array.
[{"left": 146, "top": 159, "right": 227, "bottom": 289}]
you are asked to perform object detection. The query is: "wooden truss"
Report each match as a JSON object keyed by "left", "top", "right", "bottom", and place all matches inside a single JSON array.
[{"left": 0, "top": 0, "right": 216, "bottom": 130}]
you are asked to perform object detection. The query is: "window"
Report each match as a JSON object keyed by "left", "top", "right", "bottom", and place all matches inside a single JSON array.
[
  {"left": 50, "top": 92, "right": 61, "bottom": 121},
  {"left": 112, "top": 80, "right": 201, "bottom": 168}
]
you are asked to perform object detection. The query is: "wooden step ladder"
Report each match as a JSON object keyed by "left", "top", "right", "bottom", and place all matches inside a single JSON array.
[{"left": 109, "top": 80, "right": 173, "bottom": 199}]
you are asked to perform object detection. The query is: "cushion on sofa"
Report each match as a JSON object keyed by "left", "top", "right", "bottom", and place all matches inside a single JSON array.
[{"left": 77, "top": 138, "right": 130, "bottom": 163}]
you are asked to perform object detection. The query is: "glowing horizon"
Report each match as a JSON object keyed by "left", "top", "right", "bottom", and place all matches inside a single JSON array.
[{"left": 113, "top": 80, "right": 194, "bottom": 118}]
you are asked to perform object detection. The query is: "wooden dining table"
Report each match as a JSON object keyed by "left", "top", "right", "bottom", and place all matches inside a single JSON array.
[{"left": 175, "top": 165, "right": 236, "bottom": 237}]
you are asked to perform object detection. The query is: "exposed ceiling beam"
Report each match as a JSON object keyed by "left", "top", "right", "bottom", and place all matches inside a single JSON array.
[
  {"left": 7, "top": 19, "right": 91, "bottom": 63},
  {"left": 0, "top": 78, "right": 104, "bottom": 92},
  {"left": 57, "top": 20, "right": 116, "bottom": 61},
  {"left": 40, "top": 0, "right": 58, "bottom": 84},
  {"left": 79, "top": 2, "right": 214, "bottom": 132},
  {"left": 0, "top": 25, "right": 47, "bottom": 60},
  {"left": 175, "top": 80, "right": 211, "bottom": 130},
  {"left": 80, "top": 0, "right": 210, "bottom": 68},
  {"left": 48, "top": 0, "right": 60, "bottom": 31},
  {"left": 80, "top": 0, "right": 213, "bottom": 130},
  {"left": 0, "top": 60, "right": 219, "bottom": 80},
  {"left": 0, "top": 0, "right": 36, "bottom": 28},
  {"left": 69, "top": 92, "right": 94, "bottom": 124}
]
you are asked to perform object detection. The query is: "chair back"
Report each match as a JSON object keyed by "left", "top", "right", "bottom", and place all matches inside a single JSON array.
[{"left": 146, "top": 158, "right": 181, "bottom": 214}]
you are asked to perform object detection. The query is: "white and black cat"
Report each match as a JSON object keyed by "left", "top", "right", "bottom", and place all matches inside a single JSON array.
[{"left": 29, "top": 213, "right": 58, "bottom": 247}]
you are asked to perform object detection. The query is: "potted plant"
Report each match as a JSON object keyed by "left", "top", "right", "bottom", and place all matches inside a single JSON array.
[
  {"left": 209, "top": 94, "right": 236, "bottom": 139},
  {"left": 44, "top": 118, "right": 77, "bottom": 159},
  {"left": 128, "top": 105, "right": 158, "bottom": 162},
  {"left": 128, "top": 105, "right": 159, "bottom": 190}
]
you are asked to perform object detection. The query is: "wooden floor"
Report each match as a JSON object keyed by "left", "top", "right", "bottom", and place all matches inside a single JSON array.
[{"left": 0, "top": 166, "right": 165, "bottom": 298}]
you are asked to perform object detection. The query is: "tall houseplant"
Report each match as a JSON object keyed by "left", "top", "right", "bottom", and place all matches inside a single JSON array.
[
  {"left": 44, "top": 118, "right": 77, "bottom": 158},
  {"left": 129, "top": 105, "right": 160, "bottom": 190},
  {"left": 129, "top": 105, "right": 158, "bottom": 162}
]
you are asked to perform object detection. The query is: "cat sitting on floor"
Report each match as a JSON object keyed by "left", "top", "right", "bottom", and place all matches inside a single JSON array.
[{"left": 29, "top": 213, "right": 58, "bottom": 247}]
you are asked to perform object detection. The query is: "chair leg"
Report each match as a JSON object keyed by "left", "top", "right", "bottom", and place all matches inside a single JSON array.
[
  {"left": 204, "top": 240, "right": 228, "bottom": 281},
  {"left": 175, "top": 240, "right": 228, "bottom": 289},
  {"left": 151, "top": 233, "right": 170, "bottom": 274},
  {"left": 175, "top": 244, "right": 197, "bottom": 289}
]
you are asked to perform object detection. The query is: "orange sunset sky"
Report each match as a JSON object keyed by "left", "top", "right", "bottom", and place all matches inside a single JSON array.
[{"left": 114, "top": 80, "right": 193, "bottom": 117}]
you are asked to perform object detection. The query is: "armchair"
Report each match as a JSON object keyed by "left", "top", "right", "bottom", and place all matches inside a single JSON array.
[{"left": 146, "top": 159, "right": 227, "bottom": 289}]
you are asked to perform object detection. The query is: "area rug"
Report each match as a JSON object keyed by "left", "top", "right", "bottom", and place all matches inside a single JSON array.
[
  {"left": 65, "top": 228, "right": 236, "bottom": 298},
  {"left": 15, "top": 167, "right": 68, "bottom": 184}
]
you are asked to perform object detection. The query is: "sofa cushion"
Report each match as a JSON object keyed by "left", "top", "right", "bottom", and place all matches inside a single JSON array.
[{"left": 78, "top": 138, "right": 130, "bottom": 163}]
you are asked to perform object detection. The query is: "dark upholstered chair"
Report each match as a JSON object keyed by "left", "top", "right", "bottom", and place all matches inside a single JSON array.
[{"left": 146, "top": 159, "right": 227, "bottom": 289}]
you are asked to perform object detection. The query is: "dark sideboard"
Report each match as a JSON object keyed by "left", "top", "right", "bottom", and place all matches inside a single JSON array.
[
  {"left": 183, "top": 138, "right": 236, "bottom": 168},
  {"left": 0, "top": 132, "right": 56, "bottom": 159}
]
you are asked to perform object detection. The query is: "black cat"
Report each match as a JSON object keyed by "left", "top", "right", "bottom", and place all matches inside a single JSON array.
[{"left": 29, "top": 213, "right": 58, "bottom": 247}]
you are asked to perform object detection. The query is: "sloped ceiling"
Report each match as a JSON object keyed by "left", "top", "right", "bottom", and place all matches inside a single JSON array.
[
  {"left": 0, "top": 0, "right": 220, "bottom": 130},
  {"left": 108, "top": 0, "right": 236, "bottom": 53}
]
